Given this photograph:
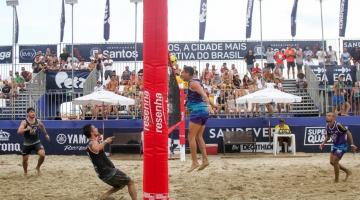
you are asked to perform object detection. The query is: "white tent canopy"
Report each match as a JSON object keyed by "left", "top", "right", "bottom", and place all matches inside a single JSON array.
[
  {"left": 236, "top": 88, "right": 302, "bottom": 104},
  {"left": 73, "top": 90, "right": 135, "bottom": 106}
]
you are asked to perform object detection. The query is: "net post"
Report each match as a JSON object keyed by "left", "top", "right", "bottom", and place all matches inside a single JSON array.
[{"left": 179, "top": 83, "right": 186, "bottom": 161}]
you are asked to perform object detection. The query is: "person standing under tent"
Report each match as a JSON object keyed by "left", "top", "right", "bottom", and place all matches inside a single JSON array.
[
  {"left": 320, "top": 112, "right": 357, "bottom": 183},
  {"left": 17, "top": 107, "right": 50, "bottom": 176},
  {"left": 181, "top": 66, "right": 217, "bottom": 172}
]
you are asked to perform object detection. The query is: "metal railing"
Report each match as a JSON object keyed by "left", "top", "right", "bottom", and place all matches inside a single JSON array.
[
  {"left": 83, "top": 69, "right": 97, "bottom": 95},
  {"left": 305, "top": 65, "right": 322, "bottom": 114}
]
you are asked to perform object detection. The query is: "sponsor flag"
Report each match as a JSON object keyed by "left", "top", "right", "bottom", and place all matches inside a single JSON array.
[
  {"left": 291, "top": 0, "right": 298, "bottom": 37},
  {"left": 15, "top": 7, "right": 19, "bottom": 44},
  {"left": 199, "top": 0, "right": 207, "bottom": 40},
  {"left": 245, "top": 0, "right": 254, "bottom": 39},
  {"left": 104, "top": 0, "right": 110, "bottom": 41},
  {"left": 60, "top": 0, "right": 65, "bottom": 42},
  {"left": 339, "top": 0, "right": 348, "bottom": 37}
]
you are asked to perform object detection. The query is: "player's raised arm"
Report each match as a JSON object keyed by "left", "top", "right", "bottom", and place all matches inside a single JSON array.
[
  {"left": 89, "top": 136, "right": 114, "bottom": 153},
  {"left": 38, "top": 120, "right": 50, "bottom": 141}
]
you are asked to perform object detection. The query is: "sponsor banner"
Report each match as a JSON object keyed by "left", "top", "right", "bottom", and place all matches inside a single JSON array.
[
  {"left": 309, "top": 65, "right": 357, "bottom": 86},
  {"left": 19, "top": 45, "right": 57, "bottom": 63},
  {"left": 1, "top": 117, "right": 360, "bottom": 155},
  {"left": 0, "top": 46, "right": 13, "bottom": 64},
  {"left": 68, "top": 40, "right": 323, "bottom": 62},
  {"left": 343, "top": 40, "right": 360, "bottom": 56},
  {"left": 46, "top": 70, "right": 89, "bottom": 90}
]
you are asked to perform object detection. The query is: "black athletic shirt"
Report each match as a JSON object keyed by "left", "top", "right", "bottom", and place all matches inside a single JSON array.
[
  {"left": 23, "top": 118, "right": 41, "bottom": 146},
  {"left": 87, "top": 141, "right": 116, "bottom": 180}
]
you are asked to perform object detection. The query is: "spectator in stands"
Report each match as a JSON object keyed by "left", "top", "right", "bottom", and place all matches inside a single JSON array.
[
  {"left": 273, "top": 65, "right": 284, "bottom": 81},
  {"left": 251, "top": 63, "right": 262, "bottom": 76},
  {"left": 77, "top": 59, "right": 87, "bottom": 70},
  {"left": 232, "top": 74, "right": 241, "bottom": 89},
  {"left": 295, "top": 47, "right": 304, "bottom": 74},
  {"left": 303, "top": 46, "right": 313, "bottom": 58},
  {"left": 244, "top": 49, "right": 256, "bottom": 73},
  {"left": 106, "top": 74, "right": 119, "bottom": 93},
  {"left": 103, "top": 53, "right": 113, "bottom": 81},
  {"left": 202, "top": 63, "right": 212, "bottom": 85},
  {"left": 274, "top": 119, "right": 292, "bottom": 152},
  {"left": 230, "top": 64, "right": 238, "bottom": 75},
  {"left": 236, "top": 88, "right": 248, "bottom": 117},
  {"left": 1, "top": 80, "right": 12, "bottom": 99},
  {"left": 275, "top": 49, "right": 286, "bottom": 74},
  {"left": 54, "top": 112, "right": 62, "bottom": 120},
  {"left": 265, "top": 47, "right": 276, "bottom": 71},
  {"left": 352, "top": 81, "right": 360, "bottom": 115},
  {"left": 263, "top": 67, "right": 273, "bottom": 82},
  {"left": 242, "top": 74, "right": 251, "bottom": 89},
  {"left": 95, "top": 52, "right": 104, "bottom": 82},
  {"left": 332, "top": 75, "right": 346, "bottom": 114},
  {"left": 94, "top": 81, "right": 104, "bottom": 92},
  {"left": 221, "top": 68, "right": 232, "bottom": 85},
  {"left": 327, "top": 46, "right": 338, "bottom": 65},
  {"left": 220, "top": 63, "right": 228, "bottom": 73},
  {"left": 296, "top": 72, "right": 308, "bottom": 92},
  {"left": 7, "top": 70, "right": 14, "bottom": 86},
  {"left": 20, "top": 67, "right": 32, "bottom": 82},
  {"left": 14, "top": 72, "right": 26, "bottom": 92},
  {"left": 341, "top": 48, "right": 351, "bottom": 66},
  {"left": 316, "top": 47, "right": 327, "bottom": 66},
  {"left": 121, "top": 66, "right": 131, "bottom": 85},
  {"left": 32, "top": 52, "right": 45, "bottom": 73},
  {"left": 212, "top": 71, "right": 222, "bottom": 87},
  {"left": 285, "top": 45, "right": 296, "bottom": 79},
  {"left": 88, "top": 56, "right": 97, "bottom": 71},
  {"left": 211, "top": 65, "right": 217, "bottom": 75},
  {"left": 303, "top": 54, "right": 315, "bottom": 66},
  {"left": 60, "top": 47, "right": 70, "bottom": 63},
  {"left": 351, "top": 47, "right": 360, "bottom": 65},
  {"left": 216, "top": 89, "right": 226, "bottom": 115}
]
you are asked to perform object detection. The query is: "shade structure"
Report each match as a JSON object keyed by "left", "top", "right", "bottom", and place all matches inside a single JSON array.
[
  {"left": 73, "top": 90, "right": 135, "bottom": 106},
  {"left": 236, "top": 88, "right": 302, "bottom": 104}
]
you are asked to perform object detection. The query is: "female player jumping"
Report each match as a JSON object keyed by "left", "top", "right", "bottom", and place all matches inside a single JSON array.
[{"left": 181, "top": 66, "right": 217, "bottom": 172}]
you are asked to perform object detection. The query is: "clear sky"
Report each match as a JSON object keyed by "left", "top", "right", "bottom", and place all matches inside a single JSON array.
[{"left": 0, "top": 0, "right": 360, "bottom": 45}]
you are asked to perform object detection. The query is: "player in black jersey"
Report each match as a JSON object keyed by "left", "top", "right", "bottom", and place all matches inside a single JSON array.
[
  {"left": 83, "top": 124, "right": 137, "bottom": 200},
  {"left": 17, "top": 107, "right": 50, "bottom": 176}
]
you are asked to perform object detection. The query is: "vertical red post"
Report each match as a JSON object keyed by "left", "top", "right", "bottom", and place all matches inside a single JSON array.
[
  {"left": 142, "top": 0, "right": 169, "bottom": 199},
  {"left": 179, "top": 87, "right": 186, "bottom": 145}
]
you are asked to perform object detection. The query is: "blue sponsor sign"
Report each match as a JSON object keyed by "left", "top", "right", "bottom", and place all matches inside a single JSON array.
[
  {"left": 45, "top": 70, "right": 90, "bottom": 90},
  {"left": 19, "top": 45, "right": 57, "bottom": 63},
  {"left": 0, "top": 46, "right": 12, "bottom": 64},
  {"left": 69, "top": 40, "right": 323, "bottom": 62},
  {"left": 310, "top": 65, "right": 357, "bottom": 86},
  {"left": 1, "top": 117, "right": 359, "bottom": 155}
]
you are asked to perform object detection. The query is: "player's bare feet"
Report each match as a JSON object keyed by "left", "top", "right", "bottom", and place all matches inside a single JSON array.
[
  {"left": 344, "top": 171, "right": 352, "bottom": 182},
  {"left": 35, "top": 167, "right": 41, "bottom": 176},
  {"left": 187, "top": 163, "right": 200, "bottom": 172},
  {"left": 197, "top": 160, "right": 209, "bottom": 171}
]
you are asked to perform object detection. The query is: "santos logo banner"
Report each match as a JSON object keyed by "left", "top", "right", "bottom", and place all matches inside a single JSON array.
[
  {"left": 19, "top": 45, "right": 57, "bottom": 63},
  {"left": 0, "top": 46, "right": 13, "bottom": 64}
]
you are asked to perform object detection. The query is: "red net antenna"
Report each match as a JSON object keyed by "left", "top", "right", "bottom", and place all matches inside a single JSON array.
[{"left": 143, "top": 0, "right": 169, "bottom": 199}]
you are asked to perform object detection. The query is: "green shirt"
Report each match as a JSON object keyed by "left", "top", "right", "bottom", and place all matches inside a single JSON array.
[{"left": 15, "top": 75, "right": 25, "bottom": 84}]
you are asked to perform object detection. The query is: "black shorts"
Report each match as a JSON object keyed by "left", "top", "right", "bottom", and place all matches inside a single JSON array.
[
  {"left": 287, "top": 62, "right": 295, "bottom": 69},
  {"left": 296, "top": 63, "right": 303, "bottom": 71},
  {"left": 267, "top": 63, "right": 275, "bottom": 70},
  {"left": 22, "top": 143, "right": 44, "bottom": 155},
  {"left": 103, "top": 169, "right": 131, "bottom": 188}
]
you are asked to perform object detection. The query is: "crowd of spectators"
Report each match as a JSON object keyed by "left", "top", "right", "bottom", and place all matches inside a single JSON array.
[{"left": 0, "top": 68, "right": 32, "bottom": 99}]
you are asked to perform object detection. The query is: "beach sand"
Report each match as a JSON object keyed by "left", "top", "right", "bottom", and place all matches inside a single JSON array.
[{"left": 0, "top": 153, "right": 360, "bottom": 200}]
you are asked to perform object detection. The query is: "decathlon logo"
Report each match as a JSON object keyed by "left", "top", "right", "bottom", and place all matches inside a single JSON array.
[
  {"left": 19, "top": 49, "right": 36, "bottom": 61},
  {"left": 0, "top": 51, "right": 11, "bottom": 61},
  {"left": 0, "top": 130, "right": 10, "bottom": 141},
  {"left": 56, "top": 134, "right": 67, "bottom": 144},
  {"left": 55, "top": 71, "right": 86, "bottom": 89}
]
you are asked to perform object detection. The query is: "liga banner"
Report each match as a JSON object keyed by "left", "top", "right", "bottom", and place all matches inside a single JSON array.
[
  {"left": 0, "top": 46, "right": 13, "bottom": 64},
  {"left": 309, "top": 65, "right": 357, "bottom": 86},
  {"left": 45, "top": 70, "right": 90, "bottom": 90},
  {"left": 67, "top": 40, "right": 323, "bottom": 62},
  {"left": 19, "top": 45, "right": 57, "bottom": 63}
]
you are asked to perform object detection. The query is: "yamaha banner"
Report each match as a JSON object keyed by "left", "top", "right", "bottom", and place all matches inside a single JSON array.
[
  {"left": 19, "top": 45, "right": 57, "bottom": 63},
  {"left": 309, "top": 65, "right": 357, "bottom": 86},
  {"left": 0, "top": 46, "right": 12, "bottom": 64},
  {"left": 68, "top": 40, "right": 322, "bottom": 61},
  {"left": 339, "top": 0, "right": 349, "bottom": 37},
  {"left": 45, "top": 70, "right": 90, "bottom": 90},
  {"left": 245, "top": 0, "right": 254, "bottom": 39},
  {"left": 1, "top": 117, "right": 360, "bottom": 155}
]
